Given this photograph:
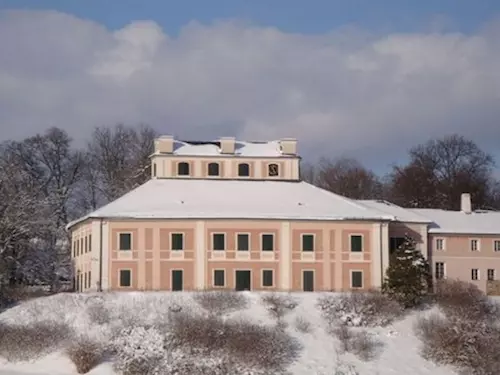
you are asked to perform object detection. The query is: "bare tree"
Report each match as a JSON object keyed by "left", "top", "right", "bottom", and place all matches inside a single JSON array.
[
  {"left": 314, "top": 157, "right": 383, "bottom": 199},
  {"left": 388, "top": 135, "right": 497, "bottom": 210}
]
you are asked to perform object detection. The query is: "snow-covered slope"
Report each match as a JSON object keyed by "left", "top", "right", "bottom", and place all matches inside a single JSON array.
[{"left": 0, "top": 292, "right": 455, "bottom": 375}]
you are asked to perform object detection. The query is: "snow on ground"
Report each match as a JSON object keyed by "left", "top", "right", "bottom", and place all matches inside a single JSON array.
[{"left": 0, "top": 292, "right": 456, "bottom": 375}]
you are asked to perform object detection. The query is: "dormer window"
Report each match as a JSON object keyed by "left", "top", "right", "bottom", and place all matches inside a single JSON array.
[
  {"left": 268, "top": 163, "right": 279, "bottom": 177},
  {"left": 177, "top": 162, "right": 190, "bottom": 176},
  {"left": 208, "top": 162, "right": 220, "bottom": 176},
  {"left": 238, "top": 163, "right": 250, "bottom": 177}
]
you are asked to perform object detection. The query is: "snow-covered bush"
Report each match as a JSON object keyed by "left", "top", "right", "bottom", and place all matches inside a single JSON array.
[
  {"left": 66, "top": 336, "right": 102, "bottom": 374},
  {"left": 0, "top": 320, "right": 72, "bottom": 362},
  {"left": 112, "top": 325, "right": 166, "bottom": 375},
  {"left": 261, "top": 293, "right": 298, "bottom": 323},
  {"left": 331, "top": 325, "right": 382, "bottom": 361},
  {"left": 294, "top": 315, "right": 313, "bottom": 333},
  {"left": 85, "top": 297, "right": 111, "bottom": 325},
  {"left": 193, "top": 290, "right": 249, "bottom": 315},
  {"left": 317, "top": 291, "right": 404, "bottom": 327}
]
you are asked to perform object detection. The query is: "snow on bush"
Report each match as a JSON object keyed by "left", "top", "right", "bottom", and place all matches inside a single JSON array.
[
  {"left": 294, "top": 315, "right": 313, "bottom": 333},
  {"left": 66, "top": 336, "right": 103, "bottom": 374},
  {"left": 331, "top": 325, "right": 383, "bottom": 361},
  {"left": 317, "top": 291, "right": 404, "bottom": 327},
  {"left": 261, "top": 293, "right": 298, "bottom": 324},
  {"left": 193, "top": 290, "right": 249, "bottom": 316}
]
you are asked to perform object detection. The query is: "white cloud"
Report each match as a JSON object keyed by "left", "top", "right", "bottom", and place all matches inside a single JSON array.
[{"left": 0, "top": 10, "right": 499, "bottom": 168}]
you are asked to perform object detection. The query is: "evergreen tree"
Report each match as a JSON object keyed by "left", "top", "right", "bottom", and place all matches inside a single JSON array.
[{"left": 383, "top": 235, "right": 431, "bottom": 308}]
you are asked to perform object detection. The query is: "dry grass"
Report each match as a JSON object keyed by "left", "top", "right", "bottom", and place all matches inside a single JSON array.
[
  {"left": 0, "top": 320, "right": 72, "bottom": 362},
  {"left": 66, "top": 337, "right": 103, "bottom": 374},
  {"left": 193, "top": 290, "right": 249, "bottom": 315},
  {"left": 331, "top": 324, "right": 383, "bottom": 362}
]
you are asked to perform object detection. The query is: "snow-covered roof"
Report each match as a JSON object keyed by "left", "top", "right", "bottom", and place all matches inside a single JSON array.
[
  {"left": 168, "top": 140, "right": 291, "bottom": 157},
  {"left": 410, "top": 208, "right": 500, "bottom": 235},
  {"left": 67, "top": 179, "right": 394, "bottom": 229},
  {"left": 357, "top": 200, "right": 432, "bottom": 224}
]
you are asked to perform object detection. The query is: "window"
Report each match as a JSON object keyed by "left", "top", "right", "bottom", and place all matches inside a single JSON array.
[
  {"left": 84, "top": 236, "right": 88, "bottom": 253},
  {"left": 389, "top": 237, "right": 405, "bottom": 253},
  {"left": 262, "top": 270, "right": 273, "bottom": 287},
  {"left": 80, "top": 238, "right": 83, "bottom": 254},
  {"left": 177, "top": 162, "right": 190, "bottom": 176},
  {"left": 435, "top": 262, "right": 445, "bottom": 279},
  {"left": 119, "top": 233, "right": 132, "bottom": 251},
  {"left": 268, "top": 163, "right": 279, "bottom": 177},
  {"left": 172, "top": 270, "right": 183, "bottom": 291},
  {"left": 237, "top": 233, "right": 249, "bottom": 251},
  {"left": 488, "top": 269, "right": 495, "bottom": 281},
  {"left": 153, "top": 163, "right": 157, "bottom": 177},
  {"left": 494, "top": 240, "right": 500, "bottom": 252},
  {"left": 350, "top": 235, "right": 363, "bottom": 252},
  {"left": 89, "top": 235, "right": 92, "bottom": 252},
  {"left": 470, "top": 239, "right": 479, "bottom": 251},
  {"left": 303, "top": 270, "right": 314, "bottom": 291},
  {"left": 208, "top": 162, "right": 220, "bottom": 176},
  {"left": 351, "top": 271, "right": 363, "bottom": 288},
  {"left": 214, "top": 270, "right": 225, "bottom": 287},
  {"left": 73, "top": 241, "right": 76, "bottom": 257},
  {"left": 171, "top": 233, "right": 184, "bottom": 250},
  {"left": 436, "top": 238, "right": 444, "bottom": 250},
  {"left": 261, "top": 234, "right": 274, "bottom": 251},
  {"left": 76, "top": 239, "right": 79, "bottom": 256},
  {"left": 84, "top": 272, "right": 87, "bottom": 290},
  {"left": 213, "top": 233, "right": 225, "bottom": 251},
  {"left": 119, "top": 270, "right": 131, "bottom": 287},
  {"left": 302, "top": 234, "right": 314, "bottom": 252},
  {"left": 88, "top": 271, "right": 91, "bottom": 288},
  {"left": 471, "top": 269, "right": 479, "bottom": 281},
  {"left": 238, "top": 163, "right": 250, "bottom": 177}
]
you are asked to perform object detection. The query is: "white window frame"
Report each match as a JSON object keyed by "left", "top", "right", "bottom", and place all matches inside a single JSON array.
[
  {"left": 170, "top": 232, "right": 185, "bottom": 251},
  {"left": 487, "top": 269, "right": 495, "bottom": 281},
  {"left": 435, "top": 262, "right": 446, "bottom": 279},
  {"left": 471, "top": 268, "right": 480, "bottom": 281},
  {"left": 213, "top": 269, "right": 226, "bottom": 287},
  {"left": 118, "top": 268, "right": 133, "bottom": 288},
  {"left": 349, "top": 233, "right": 364, "bottom": 252},
  {"left": 118, "top": 232, "right": 133, "bottom": 251},
  {"left": 470, "top": 238, "right": 480, "bottom": 252},
  {"left": 301, "top": 233, "right": 315, "bottom": 252},
  {"left": 212, "top": 232, "right": 226, "bottom": 251},
  {"left": 260, "top": 233, "right": 275, "bottom": 251},
  {"left": 435, "top": 238, "right": 445, "bottom": 251},
  {"left": 494, "top": 240, "right": 500, "bottom": 252},
  {"left": 235, "top": 232, "right": 251, "bottom": 251},
  {"left": 350, "top": 270, "right": 364, "bottom": 289},
  {"left": 261, "top": 269, "right": 274, "bottom": 288}
]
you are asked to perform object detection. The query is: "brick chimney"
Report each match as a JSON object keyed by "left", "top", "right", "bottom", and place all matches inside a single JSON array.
[
  {"left": 461, "top": 193, "right": 472, "bottom": 214},
  {"left": 219, "top": 137, "right": 235, "bottom": 154},
  {"left": 280, "top": 138, "right": 297, "bottom": 155},
  {"left": 154, "top": 135, "right": 174, "bottom": 154}
]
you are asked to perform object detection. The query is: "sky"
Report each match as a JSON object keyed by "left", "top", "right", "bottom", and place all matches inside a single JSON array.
[{"left": 0, "top": 0, "right": 499, "bottom": 173}]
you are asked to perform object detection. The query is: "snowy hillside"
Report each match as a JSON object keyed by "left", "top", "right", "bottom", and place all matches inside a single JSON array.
[{"left": 0, "top": 292, "right": 456, "bottom": 375}]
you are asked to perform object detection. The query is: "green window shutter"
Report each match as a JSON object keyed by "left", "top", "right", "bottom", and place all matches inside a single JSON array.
[
  {"left": 171, "top": 233, "right": 184, "bottom": 250},
  {"left": 119, "top": 233, "right": 131, "bottom": 251},
  {"left": 350, "top": 235, "right": 363, "bottom": 252},
  {"left": 262, "top": 234, "right": 274, "bottom": 251},
  {"left": 213, "top": 234, "right": 225, "bottom": 250},
  {"left": 214, "top": 270, "right": 225, "bottom": 286},
  {"left": 302, "top": 235, "right": 314, "bottom": 252},
  {"left": 237, "top": 234, "right": 249, "bottom": 251},
  {"left": 120, "top": 270, "right": 131, "bottom": 287},
  {"left": 262, "top": 270, "right": 273, "bottom": 287}
]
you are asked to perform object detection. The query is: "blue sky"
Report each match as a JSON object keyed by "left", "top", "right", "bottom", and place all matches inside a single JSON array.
[{"left": 1, "top": 0, "right": 499, "bottom": 35}]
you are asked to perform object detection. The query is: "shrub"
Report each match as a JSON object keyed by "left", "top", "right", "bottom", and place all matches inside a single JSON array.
[
  {"left": 317, "top": 291, "right": 404, "bottom": 327},
  {"left": 434, "top": 279, "right": 499, "bottom": 321},
  {"left": 0, "top": 320, "right": 72, "bottom": 362},
  {"left": 261, "top": 293, "right": 298, "bottom": 322},
  {"left": 331, "top": 325, "right": 382, "bottom": 361},
  {"left": 85, "top": 299, "right": 111, "bottom": 325},
  {"left": 415, "top": 312, "right": 500, "bottom": 375},
  {"left": 193, "top": 290, "right": 249, "bottom": 315},
  {"left": 66, "top": 337, "right": 102, "bottom": 374},
  {"left": 294, "top": 316, "right": 312, "bottom": 334}
]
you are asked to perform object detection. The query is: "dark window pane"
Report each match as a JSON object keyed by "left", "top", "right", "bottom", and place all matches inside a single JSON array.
[
  {"left": 389, "top": 237, "right": 405, "bottom": 253},
  {"left": 172, "top": 270, "right": 183, "bottom": 291},
  {"left": 350, "top": 235, "right": 363, "bottom": 252},
  {"left": 237, "top": 234, "right": 249, "bottom": 251},
  {"left": 208, "top": 163, "right": 220, "bottom": 176},
  {"left": 268, "top": 163, "right": 279, "bottom": 176},
  {"left": 119, "top": 233, "right": 131, "bottom": 250},
  {"left": 262, "top": 270, "right": 273, "bottom": 287},
  {"left": 262, "top": 234, "right": 274, "bottom": 251},
  {"left": 214, "top": 270, "right": 225, "bottom": 286},
  {"left": 213, "top": 233, "right": 225, "bottom": 250},
  {"left": 88, "top": 271, "right": 91, "bottom": 288},
  {"left": 178, "top": 162, "right": 190, "bottom": 176},
  {"left": 238, "top": 163, "right": 250, "bottom": 177},
  {"left": 171, "top": 233, "right": 184, "bottom": 250},
  {"left": 89, "top": 235, "right": 92, "bottom": 252},
  {"left": 302, "top": 234, "right": 314, "bottom": 252},
  {"left": 351, "top": 271, "right": 363, "bottom": 288},
  {"left": 120, "top": 270, "right": 131, "bottom": 287},
  {"left": 303, "top": 271, "right": 314, "bottom": 291}
]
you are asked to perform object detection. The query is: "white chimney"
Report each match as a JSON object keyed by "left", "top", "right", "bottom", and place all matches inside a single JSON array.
[
  {"left": 461, "top": 193, "right": 472, "bottom": 214},
  {"left": 280, "top": 138, "right": 298, "bottom": 155},
  {"left": 219, "top": 137, "right": 235, "bottom": 154},
  {"left": 154, "top": 135, "right": 174, "bottom": 154}
]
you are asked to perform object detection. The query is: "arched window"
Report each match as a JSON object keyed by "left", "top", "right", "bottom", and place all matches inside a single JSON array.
[
  {"left": 177, "top": 162, "right": 190, "bottom": 176},
  {"left": 238, "top": 163, "right": 250, "bottom": 177},
  {"left": 268, "top": 163, "right": 279, "bottom": 177},
  {"left": 208, "top": 162, "right": 220, "bottom": 176}
]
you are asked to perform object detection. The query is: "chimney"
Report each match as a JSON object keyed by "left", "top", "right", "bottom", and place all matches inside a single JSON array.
[
  {"left": 154, "top": 135, "right": 173, "bottom": 154},
  {"left": 280, "top": 138, "right": 297, "bottom": 155},
  {"left": 461, "top": 193, "right": 472, "bottom": 214},
  {"left": 219, "top": 137, "right": 235, "bottom": 154}
]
